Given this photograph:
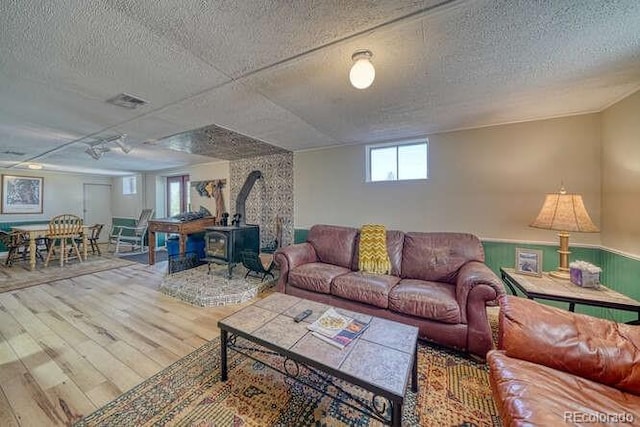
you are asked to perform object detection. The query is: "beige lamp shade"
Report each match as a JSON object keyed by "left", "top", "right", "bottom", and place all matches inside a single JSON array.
[
  {"left": 530, "top": 188, "right": 599, "bottom": 280},
  {"left": 530, "top": 192, "right": 599, "bottom": 232}
]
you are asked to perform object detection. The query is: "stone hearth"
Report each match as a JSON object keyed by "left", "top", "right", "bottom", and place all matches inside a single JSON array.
[{"left": 159, "top": 264, "right": 276, "bottom": 307}]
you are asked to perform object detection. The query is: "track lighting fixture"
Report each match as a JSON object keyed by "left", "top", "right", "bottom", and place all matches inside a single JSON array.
[
  {"left": 85, "top": 143, "right": 110, "bottom": 160},
  {"left": 113, "top": 138, "right": 132, "bottom": 153},
  {"left": 84, "top": 134, "right": 131, "bottom": 160}
]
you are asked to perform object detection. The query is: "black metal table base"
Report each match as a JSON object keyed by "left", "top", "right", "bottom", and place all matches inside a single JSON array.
[{"left": 219, "top": 330, "right": 411, "bottom": 426}]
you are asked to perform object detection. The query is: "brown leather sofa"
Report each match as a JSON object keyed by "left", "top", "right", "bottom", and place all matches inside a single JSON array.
[
  {"left": 274, "top": 224, "right": 504, "bottom": 358},
  {"left": 488, "top": 295, "right": 640, "bottom": 426}
]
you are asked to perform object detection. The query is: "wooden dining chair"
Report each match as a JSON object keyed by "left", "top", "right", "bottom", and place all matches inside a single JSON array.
[
  {"left": 74, "top": 223, "right": 104, "bottom": 256},
  {"left": 45, "top": 214, "right": 84, "bottom": 267},
  {"left": 0, "top": 230, "right": 34, "bottom": 266}
]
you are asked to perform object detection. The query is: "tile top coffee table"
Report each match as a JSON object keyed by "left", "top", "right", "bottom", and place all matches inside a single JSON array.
[{"left": 218, "top": 292, "right": 419, "bottom": 426}]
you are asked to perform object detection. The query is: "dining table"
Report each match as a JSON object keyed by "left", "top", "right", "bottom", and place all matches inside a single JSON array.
[{"left": 12, "top": 224, "right": 89, "bottom": 270}]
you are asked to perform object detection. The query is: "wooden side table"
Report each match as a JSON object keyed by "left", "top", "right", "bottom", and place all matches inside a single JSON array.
[{"left": 500, "top": 267, "right": 640, "bottom": 324}]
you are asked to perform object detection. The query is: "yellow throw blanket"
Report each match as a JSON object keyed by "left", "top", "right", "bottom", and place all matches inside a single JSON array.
[{"left": 358, "top": 224, "right": 391, "bottom": 274}]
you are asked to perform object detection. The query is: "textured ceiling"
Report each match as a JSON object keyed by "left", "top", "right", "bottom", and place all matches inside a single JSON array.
[{"left": 0, "top": 0, "right": 639, "bottom": 175}]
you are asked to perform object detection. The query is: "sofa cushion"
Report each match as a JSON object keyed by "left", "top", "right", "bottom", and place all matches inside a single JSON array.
[
  {"left": 331, "top": 272, "right": 401, "bottom": 308},
  {"left": 389, "top": 279, "right": 461, "bottom": 324},
  {"left": 352, "top": 229, "right": 404, "bottom": 276},
  {"left": 401, "top": 232, "right": 484, "bottom": 283},
  {"left": 307, "top": 225, "right": 358, "bottom": 269},
  {"left": 488, "top": 350, "right": 640, "bottom": 426},
  {"left": 289, "top": 262, "right": 351, "bottom": 294}
]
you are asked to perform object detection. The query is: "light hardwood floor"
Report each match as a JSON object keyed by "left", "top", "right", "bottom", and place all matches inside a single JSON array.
[{"left": 0, "top": 261, "right": 256, "bottom": 426}]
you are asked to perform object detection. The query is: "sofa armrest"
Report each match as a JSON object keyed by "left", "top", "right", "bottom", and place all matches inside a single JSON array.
[
  {"left": 499, "top": 295, "right": 640, "bottom": 395},
  {"left": 274, "top": 243, "right": 318, "bottom": 293},
  {"left": 456, "top": 261, "right": 505, "bottom": 320}
]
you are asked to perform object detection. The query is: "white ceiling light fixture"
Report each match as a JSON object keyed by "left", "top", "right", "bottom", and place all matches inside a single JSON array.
[
  {"left": 349, "top": 49, "right": 375, "bottom": 89},
  {"left": 27, "top": 164, "right": 43, "bottom": 170}
]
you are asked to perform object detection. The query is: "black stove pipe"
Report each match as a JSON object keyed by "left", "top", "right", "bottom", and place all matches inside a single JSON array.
[{"left": 235, "top": 170, "right": 262, "bottom": 226}]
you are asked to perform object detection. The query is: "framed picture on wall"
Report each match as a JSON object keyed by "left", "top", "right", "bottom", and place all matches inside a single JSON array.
[
  {"left": 1, "top": 175, "right": 44, "bottom": 214},
  {"left": 515, "top": 248, "right": 543, "bottom": 277}
]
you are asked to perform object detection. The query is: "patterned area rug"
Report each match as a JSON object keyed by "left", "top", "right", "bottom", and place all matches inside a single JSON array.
[
  {"left": 0, "top": 255, "right": 137, "bottom": 293},
  {"left": 159, "top": 264, "right": 278, "bottom": 307},
  {"left": 75, "top": 338, "right": 501, "bottom": 426}
]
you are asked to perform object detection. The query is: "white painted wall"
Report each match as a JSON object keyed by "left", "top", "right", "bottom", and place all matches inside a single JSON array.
[
  {"left": 601, "top": 89, "right": 640, "bottom": 256},
  {"left": 110, "top": 173, "right": 146, "bottom": 219},
  {"left": 187, "top": 161, "right": 230, "bottom": 217},
  {"left": 294, "top": 113, "right": 602, "bottom": 245},
  {"left": 117, "top": 161, "right": 231, "bottom": 220},
  {"left": 0, "top": 168, "right": 111, "bottom": 222}
]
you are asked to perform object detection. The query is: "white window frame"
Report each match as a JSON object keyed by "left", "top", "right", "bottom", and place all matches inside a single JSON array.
[
  {"left": 122, "top": 175, "right": 137, "bottom": 195},
  {"left": 365, "top": 139, "right": 429, "bottom": 182}
]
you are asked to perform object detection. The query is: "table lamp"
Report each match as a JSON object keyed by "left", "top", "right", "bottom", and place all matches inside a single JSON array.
[{"left": 529, "top": 186, "right": 599, "bottom": 280}]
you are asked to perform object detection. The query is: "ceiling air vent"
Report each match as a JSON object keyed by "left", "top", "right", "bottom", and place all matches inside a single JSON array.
[
  {"left": 106, "top": 93, "right": 149, "bottom": 109},
  {"left": 1, "top": 150, "right": 26, "bottom": 156}
]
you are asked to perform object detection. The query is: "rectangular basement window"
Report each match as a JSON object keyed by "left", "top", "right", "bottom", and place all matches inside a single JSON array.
[
  {"left": 366, "top": 140, "right": 428, "bottom": 182},
  {"left": 122, "top": 175, "right": 137, "bottom": 195}
]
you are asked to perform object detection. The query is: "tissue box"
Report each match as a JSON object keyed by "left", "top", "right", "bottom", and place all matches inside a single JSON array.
[{"left": 570, "top": 267, "right": 600, "bottom": 288}]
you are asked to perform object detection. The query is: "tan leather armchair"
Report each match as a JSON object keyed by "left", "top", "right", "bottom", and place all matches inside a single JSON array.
[{"left": 488, "top": 295, "right": 640, "bottom": 426}]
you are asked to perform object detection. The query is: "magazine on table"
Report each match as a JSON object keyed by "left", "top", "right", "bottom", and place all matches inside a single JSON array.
[{"left": 307, "top": 308, "right": 369, "bottom": 349}]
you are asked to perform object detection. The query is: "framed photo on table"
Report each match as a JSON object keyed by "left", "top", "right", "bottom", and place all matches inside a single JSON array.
[
  {"left": 1, "top": 175, "right": 44, "bottom": 214},
  {"left": 515, "top": 248, "right": 542, "bottom": 277}
]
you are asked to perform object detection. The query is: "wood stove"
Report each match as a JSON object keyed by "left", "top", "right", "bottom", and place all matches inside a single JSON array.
[{"left": 204, "top": 225, "right": 259, "bottom": 278}]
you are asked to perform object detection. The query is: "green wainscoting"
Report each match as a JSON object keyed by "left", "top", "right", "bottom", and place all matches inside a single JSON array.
[
  {"left": 294, "top": 228, "right": 308, "bottom": 244},
  {"left": 481, "top": 241, "right": 602, "bottom": 277},
  {"left": 483, "top": 241, "right": 640, "bottom": 322},
  {"left": 482, "top": 241, "right": 609, "bottom": 319},
  {"left": 293, "top": 228, "right": 640, "bottom": 323},
  {"left": 599, "top": 249, "right": 640, "bottom": 323}
]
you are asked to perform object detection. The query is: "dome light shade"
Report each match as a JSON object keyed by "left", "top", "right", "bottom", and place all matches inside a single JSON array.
[{"left": 349, "top": 50, "right": 375, "bottom": 89}]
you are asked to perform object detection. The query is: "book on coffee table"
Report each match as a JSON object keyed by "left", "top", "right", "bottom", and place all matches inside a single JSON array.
[{"left": 307, "top": 308, "right": 369, "bottom": 349}]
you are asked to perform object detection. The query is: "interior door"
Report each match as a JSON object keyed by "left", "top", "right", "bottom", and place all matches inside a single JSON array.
[{"left": 83, "top": 183, "right": 112, "bottom": 243}]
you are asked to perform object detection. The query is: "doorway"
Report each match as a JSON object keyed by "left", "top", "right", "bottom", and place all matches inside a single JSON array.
[{"left": 83, "top": 183, "right": 112, "bottom": 243}]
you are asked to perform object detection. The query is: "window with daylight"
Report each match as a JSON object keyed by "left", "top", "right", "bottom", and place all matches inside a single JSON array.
[
  {"left": 167, "top": 175, "right": 190, "bottom": 217},
  {"left": 366, "top": 140, "right": 428, "bottom": 182},
  {"left": 122, "top": 175, "right": 137, "bottom": 195}
]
